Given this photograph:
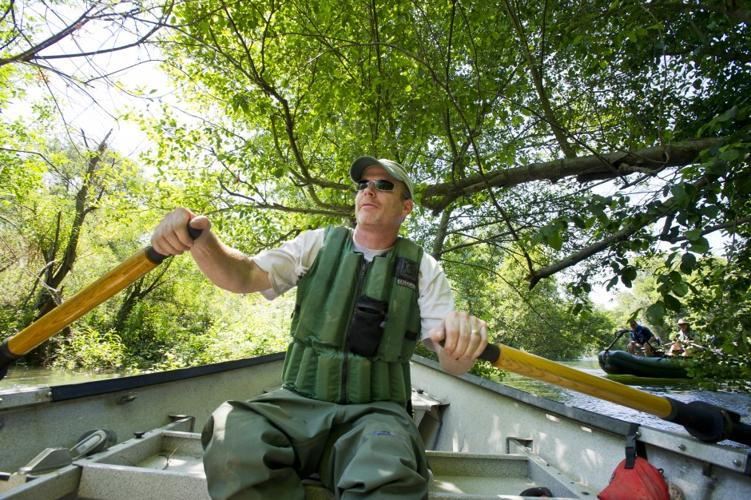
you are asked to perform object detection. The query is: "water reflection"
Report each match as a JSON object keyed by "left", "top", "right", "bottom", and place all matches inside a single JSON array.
[{"left": 0, "top": 366, "right": 126, "bottom": 391}]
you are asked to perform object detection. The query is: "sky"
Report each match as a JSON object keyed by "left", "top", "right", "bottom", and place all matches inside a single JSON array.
[{"left": 7, "top": 2, "right": 175, "bottom": 158}]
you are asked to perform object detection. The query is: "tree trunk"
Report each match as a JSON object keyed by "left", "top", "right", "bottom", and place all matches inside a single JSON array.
[{"left": 27, "top": 132, "right": 111, "bottom": 365}]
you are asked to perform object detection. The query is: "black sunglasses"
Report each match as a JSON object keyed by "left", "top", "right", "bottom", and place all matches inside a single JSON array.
[{"left": 356, "top": 179, "right": 395, "bottom": 192}]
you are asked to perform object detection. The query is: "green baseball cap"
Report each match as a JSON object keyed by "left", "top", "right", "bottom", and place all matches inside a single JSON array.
[{"left": 350, "top": 156, "right": 414, "bottom": 199}]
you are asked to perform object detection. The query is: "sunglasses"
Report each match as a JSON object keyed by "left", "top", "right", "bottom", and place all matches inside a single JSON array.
[{"left": 356, "top": 179, "right": 395, "bottom": 192}]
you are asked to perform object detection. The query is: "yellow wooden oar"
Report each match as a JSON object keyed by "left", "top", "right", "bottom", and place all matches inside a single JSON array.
[
  {"left": 477, "top": 344, "right": 751, "bottom": 446},
  {"left": 0, "top": 228, "right": 201, "bottom": 379}
]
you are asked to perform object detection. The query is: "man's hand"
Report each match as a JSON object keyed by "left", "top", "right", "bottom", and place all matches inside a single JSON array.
[
  {"left": 151, "top": 208, "right": 270, "bottom": 294},
  {"left": 429, "top": 311, "right": 488, "bottom": 375},
  {"left": 151, "top": 207, "right": 210, "bottom": 256}
]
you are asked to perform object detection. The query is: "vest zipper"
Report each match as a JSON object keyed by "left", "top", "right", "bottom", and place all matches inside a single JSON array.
[{"left": 340, "top": 258, "right": 370, "bottom": 404}]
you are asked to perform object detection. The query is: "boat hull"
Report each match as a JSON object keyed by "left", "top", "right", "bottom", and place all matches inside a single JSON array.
[
  {"left": 1, "top": 354, "right": 748, "bottom": 499},
  {"left": 598, "top": 349, "right": 690, "bottom": 378}
]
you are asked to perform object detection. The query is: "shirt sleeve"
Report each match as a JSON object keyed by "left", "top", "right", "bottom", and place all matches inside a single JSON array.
[
  {"left": 418, "top": 253, "right": 455, "bottom": 341},
  {"left": 251, "top": 228, "right": 325, "bottom": 300}
]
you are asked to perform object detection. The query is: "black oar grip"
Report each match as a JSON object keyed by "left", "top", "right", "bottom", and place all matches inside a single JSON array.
[
  {"left": 0, "top": 340, "right": 19, "bottom": 380},
  {"left": 479, "top": 343, "right": 501, "bottom": 363},
  {"left": 729, "top": 420, "right": 751, "bottom": 448},
  {"left": 437, "top": 340, "right": 500, "bottom": 364},
  {"left": 665, "top": 398, "right": 750, "bottom": 445},
  {"left": 146, "top": 225, "right": 204, "bottom": 264}
]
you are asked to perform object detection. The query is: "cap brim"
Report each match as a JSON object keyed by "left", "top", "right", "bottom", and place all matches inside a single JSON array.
[
  {"left": 350, "top": 156, "right": 414, "bottom": 198},
  {"left": 350, "top": 156, "right": 381, "bottom": 183}
]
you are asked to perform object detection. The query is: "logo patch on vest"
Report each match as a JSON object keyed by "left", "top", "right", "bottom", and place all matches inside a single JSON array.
[{"left": 395, "top": 257, "right": 418, "bottom": 290}]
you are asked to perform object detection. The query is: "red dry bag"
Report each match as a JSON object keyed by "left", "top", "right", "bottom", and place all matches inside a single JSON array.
[{"left": 598, "top": 455, "right": 669, "bottom": 500}]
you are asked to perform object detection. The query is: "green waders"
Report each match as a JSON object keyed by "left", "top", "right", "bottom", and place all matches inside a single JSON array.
[{"left": 202, "top": 388, "right": 429, "bottom": 500}]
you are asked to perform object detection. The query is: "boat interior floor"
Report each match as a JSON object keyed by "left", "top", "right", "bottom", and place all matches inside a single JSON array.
[
  {"left": 2, "top": 419, "right": 596, "bottom": 500},
  {"left": 2, "top": 390, "right": 598, "bottom": 499}
]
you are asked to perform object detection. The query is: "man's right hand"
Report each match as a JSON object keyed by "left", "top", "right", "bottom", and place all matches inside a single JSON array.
[
  {"left": 151, "top": 208, "right": 270, "bottom": 294},
  {"left": 151, "top": 207, "right": 210, "bottom": 256}
]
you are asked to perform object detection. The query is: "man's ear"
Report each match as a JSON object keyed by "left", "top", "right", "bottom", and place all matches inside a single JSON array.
[{"left": 401, "top": 198, "right": 414, "bottom": 219}]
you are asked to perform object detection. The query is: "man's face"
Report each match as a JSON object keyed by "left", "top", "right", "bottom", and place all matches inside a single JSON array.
[
  {"left": 355, "top": 165, "right": 413, "bottom": 230},
  {"left": 679, "top": 323, "right": 689, "bottom": 331},
  {"left": 629, "top": 321, "right": 637, "bottom": 329}
]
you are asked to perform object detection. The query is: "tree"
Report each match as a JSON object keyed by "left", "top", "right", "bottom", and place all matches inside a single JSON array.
[
  {"left": 683, "top": 253, "right": 751, "bottom": 389},
  {"left": 1, "top": 1, "right": 171, "bottom": 80},
  {"left": 612, "top": 252, "right": 750, "bottom": 388},
  {"left": 5, "top": 0, "right": 750, "bottom": 370},
  {"left": 152, "top": 1, "right": 748, "bottom": 318}
]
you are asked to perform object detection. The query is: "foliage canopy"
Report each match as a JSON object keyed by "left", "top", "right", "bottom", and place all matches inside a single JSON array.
[{"left": 1, "top": 0, "right": 749, "bottom": 376}]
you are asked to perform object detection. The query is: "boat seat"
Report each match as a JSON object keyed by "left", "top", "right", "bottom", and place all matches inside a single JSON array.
[{"left": 411, "top": 388, "right": 449, "bottom": 449}]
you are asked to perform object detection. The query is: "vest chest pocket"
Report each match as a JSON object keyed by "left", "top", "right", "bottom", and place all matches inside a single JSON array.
[{"left": 346, "top": 295, "right": 388, "bottom": 357}]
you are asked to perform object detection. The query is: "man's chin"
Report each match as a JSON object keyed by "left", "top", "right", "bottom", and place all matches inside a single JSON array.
[{"left": 356, "top": 215, "right": 379, "bottom": 226}]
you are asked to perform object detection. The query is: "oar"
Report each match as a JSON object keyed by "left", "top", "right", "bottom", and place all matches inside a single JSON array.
[
  {"left": 0, "top": 227, "right": 201, "bottom": 380},
  {"left": 604, "top": 329, "right": 628, "bottom": 352},
  {"left": 477, "top": 343, "right": 751, "bottom": 446}
]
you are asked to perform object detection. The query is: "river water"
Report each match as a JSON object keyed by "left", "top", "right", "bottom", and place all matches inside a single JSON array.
[{"left": 2, "top": 358, "right": 750, "bottom": 445}]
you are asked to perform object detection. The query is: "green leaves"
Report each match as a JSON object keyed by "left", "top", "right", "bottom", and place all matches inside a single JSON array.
[
  {"left": 680, "top": 252, "right": 697, "bottom": 274},
  {"left": 536, "top": 221, "right": 564, "bottom": 250},
  {"left": 688, "top": 236, "right": 709, "bottom": 254},
  {"left": 645, "top": 302, "right": 665, "bottom": 324},
  {"left": 620, "top": 265, "right": 637, "bottom": 287}
]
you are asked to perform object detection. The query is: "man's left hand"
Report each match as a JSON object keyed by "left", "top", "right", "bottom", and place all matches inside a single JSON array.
[{"left": 429, "top": 311, "right": 488, "bottom": 375}]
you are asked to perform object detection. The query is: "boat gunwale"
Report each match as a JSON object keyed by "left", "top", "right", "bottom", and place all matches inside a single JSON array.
[
  {"left": 22, "top": 351, "right": 715, "bottom": 445},
  {"left": 412, "top": 354, "right": 635, "bottom": 438},
  {"left": 45, "top": 352, "right": 286, "bottom": 402},
  {"left": 412, "top": 355, "right": 751, "bottom": 475}
]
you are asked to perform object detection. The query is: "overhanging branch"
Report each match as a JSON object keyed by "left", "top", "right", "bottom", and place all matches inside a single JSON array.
[
  {"left": 528, "top": 175, "right": 714, "bottom": 288},
  {"left": 422, "top": 137, "right": 726, "bottom": 213}
]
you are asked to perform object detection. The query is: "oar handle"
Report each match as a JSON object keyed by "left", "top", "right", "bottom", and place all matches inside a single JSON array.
[
  {"left": 665, "top": 398, "right": 751, "bottom": 445},
  {"left": 0, "top": 224, "right": 202, "bottom": 380},
  {"left": 476, "top": 342, "right": 751, "bottom": 446},
  {"left": 478, "top": 343, "right": 501, "bottom": 362},
  {"left": 146, "top": 225, "right": 203, "bottom": 263}
]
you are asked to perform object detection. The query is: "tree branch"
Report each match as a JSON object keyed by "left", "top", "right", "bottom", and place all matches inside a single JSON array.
[
  {"left": 422, "top": 137, "right": 726, "bottom": 212},
  {"left": 528, "top": 174, "right": 713, "bottom": 288}
]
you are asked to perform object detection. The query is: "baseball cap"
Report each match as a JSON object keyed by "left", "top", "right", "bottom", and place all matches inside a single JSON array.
[{"left": 350, "top": 156, "right": 414, "bottom": 199}]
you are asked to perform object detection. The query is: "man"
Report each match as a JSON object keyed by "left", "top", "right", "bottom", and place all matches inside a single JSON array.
[
  {"left": 151, "top": 156, "right": 488, "bottom": 499},
  {"left": 627, "top": 319, "right": 656, "bottom": 357},
  {"left": 668, "top": 318, "right": 693, "bottom": 357}
]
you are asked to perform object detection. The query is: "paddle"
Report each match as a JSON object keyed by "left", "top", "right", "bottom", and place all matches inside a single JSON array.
[
  {"left": 477, "top": 343, "right": 751, "bottom": 446},
  {"left": 604, "top": 329, "right": 628, "bottom": 352},
  {"left": 0, "top": 226, "right": 202, "bottom": 380}
]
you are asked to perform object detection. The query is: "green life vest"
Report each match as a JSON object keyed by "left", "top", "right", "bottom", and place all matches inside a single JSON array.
[{"left": 281, "top": 226, "right": 423, "bottom": 404}]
